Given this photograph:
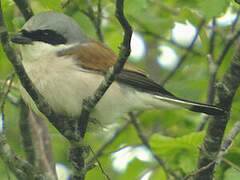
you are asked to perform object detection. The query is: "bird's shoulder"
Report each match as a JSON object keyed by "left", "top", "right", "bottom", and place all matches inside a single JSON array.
[{"left": 56, "top": 38, "right": 145, "bottom": 74}]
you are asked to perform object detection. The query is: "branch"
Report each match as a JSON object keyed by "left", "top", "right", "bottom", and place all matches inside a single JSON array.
[
  {"left": 130, "top": 16, "right": 202, "bottom": 56},
  {"left": 129, "top": 113, "right": 182, "bottom": 180},
  {"left": 0, "top": 134, "right": 40, "bottom": 179},
  {"left": 13, "top": 0, "right": 33, "bottom": 20},
  {"left": 2, "top": 1, "right": 77, "bottom": 141},
  {"left": 194, "top": 35, "right": 240, "bottom": 180},
  {"left": 223, "top": 158, "right": 240, "bottom": 172},
  {"left": 28, "top": 110, "right": 57, "bottom": 179},
  {"left": 198, "top": 21, "right": 240, "bottom": 131},
  {"left": 70, "top": 0, "right": 132, "bottom": 179},
  {"left": 80, "top": 0, "right": 104, "bottom": 42},
  {"left": 161, "top": 19, "right": 205, "bottom": 86},
  {"left": 87, "top": 120, "right": 131, "bottom": 166},
  {"left": 19, "top": 100, "right": 36, "bottom": 165},
  {"left": 214, "top": 120, "right": 240, "bottom": 169},
  {"left": 186, "top": 120, "right": 240, "bottom": 179},
  {"left": 184, "top": 161, "right": 216, "bottom": 180},
  {"left": 89, "top": 147, "right": 110, "bottom": 180},
  {"left": 1, "top": 1, "right": 81, "bottom": 179},
  {"left": 78, "top": 0, "right": 132, "bottom": 138},
  {"left": 197, "top": 18, "right": 217, "bottom": 131},
  {"left": 231, "top": 11, "right": 240, "bottom": 32},
  {"left": 217, "top": 29, "right": 240, "bottom": 66},
  {"left": 0, "top": 73, "right": 14, "bottom": 131}
]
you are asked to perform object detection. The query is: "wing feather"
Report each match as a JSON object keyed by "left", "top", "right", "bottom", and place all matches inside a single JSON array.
[
  {"left": 57, "top": 40, "right": 145, "bottom": 73},
  {"left": 57, "top": 41, "right": 173, "bottom": 96},
  {"left": 56, "top": 42, "right": 225, "bottom": 115}
]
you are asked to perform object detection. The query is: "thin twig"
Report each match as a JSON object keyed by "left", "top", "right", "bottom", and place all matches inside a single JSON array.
[
  {"left": 0, "top": 73, "right": 14, "bottom": 133},
  {"left": 1, "top": 1, "right": 81, "bottom": 179},
  {"left": 0, "top": 79, "right": 19, "bottom": 90},
  {"left": 223, "top": 158, "right": 240, "bottom": 172},
  {"left": 129, "top": 112, "right": 182, "bottom": 180},
  {"left": 3, "top": 0, "right": 78, "bottom": 142},
  {"left": 89, "top": 146, "right": 111, "bottom": 180},
  {"left": 209, "top": 18, "right": 216, "bottom": 58},
  {"left": 131, "top": 16, "right": 202, "bottom": 56},
  {"left": 214, "top": 120, "right": 240, "bottom": 169},
  {"left": 81, "top": 0, "right": 104, "bottom": 42},
  {"left": 69, "top": 1, "right": 132, "bottom": 179},
  {"left": 217, "top": 29, "right": 240, "bottom": 66},
  {"left": 0, "top": 134, "right": 38, "bottom": 179},
  {"left": 88, "top": 120, "right": 131, "bottom": 165},
  {"left": 189, "top": 121, "right": 240, "bottom": 179},
  {"left": 19, "top": 100, "right": 35, "bottom": 165},
  {"left": 29, "top": 110, "right": 57, "bottom": 179},
  {"left": 231, "top": 11, "right": 240, "bottom": 32},
  {"left": 184, "top": 161, "right": 215, "bottom": 180},
  {"left": 161, "top": 19, "right": 205, "bottom": 86},
  {"left": 197, "top": 18, "right": 217, "bottom": 132},
  {"left": 62, "top": 0, "right": 72, "bottom": 8},
  {"left": 194, "top": 31, "right": 240, "bottom": 180},
  {"left": 13, "top": 0, "right": 33, "bottom": 20},
  {"left": 96, "top": 0, "right": 104, "bottom": 42},
  {"left": 78, "top": 0, "right": 132, "bottom": 137}
]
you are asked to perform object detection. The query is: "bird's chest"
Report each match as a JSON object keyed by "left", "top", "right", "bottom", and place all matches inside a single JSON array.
[{"left": 21, "top": 55, "right": 98, "bottom": 117}]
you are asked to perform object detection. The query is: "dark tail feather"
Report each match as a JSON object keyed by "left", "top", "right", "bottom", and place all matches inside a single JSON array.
[
  {"left": 154, "top": 95, "right": 226, "bottom": 115},
  {"left": 188, "top": 102, "right": 225, "bottom": 115}
]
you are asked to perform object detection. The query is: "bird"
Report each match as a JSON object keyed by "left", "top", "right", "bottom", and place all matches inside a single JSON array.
[{"left": 11, "top": 11, "right": 225, "bottom": 126}]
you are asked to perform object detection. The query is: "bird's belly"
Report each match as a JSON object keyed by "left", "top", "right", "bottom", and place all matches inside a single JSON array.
[{"left": 21, "top": 58, "right": 149, "bottom": 124}]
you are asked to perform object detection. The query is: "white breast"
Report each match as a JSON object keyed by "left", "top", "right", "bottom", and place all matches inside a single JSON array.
[
  {"left": 20, "top": 42, "right": 157, "bottom": 124},
  {"left": 20, "top": 42, "right": 177, "bottom": 125}
]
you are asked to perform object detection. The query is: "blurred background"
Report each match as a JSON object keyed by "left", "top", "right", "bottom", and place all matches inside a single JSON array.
[{"left": 1, "top": 0, "right": 240, "bottom": 179}]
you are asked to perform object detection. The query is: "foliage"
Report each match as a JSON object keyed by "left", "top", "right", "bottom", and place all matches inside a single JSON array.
[{"left": 0, "top": 0, "right": 240, "bottom": 179}]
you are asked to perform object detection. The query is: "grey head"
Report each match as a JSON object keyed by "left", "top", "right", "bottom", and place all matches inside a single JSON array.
[{"left": 11, "top": 12, "right": 89, "bottom": 45}]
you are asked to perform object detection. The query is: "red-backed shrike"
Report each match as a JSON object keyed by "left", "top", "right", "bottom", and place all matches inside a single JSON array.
[{"left": 11, "top": 12, "right": 225, "bottom": 125}]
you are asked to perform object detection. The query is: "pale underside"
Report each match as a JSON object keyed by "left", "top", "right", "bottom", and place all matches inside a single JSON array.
[{"left": 20, "top": 42, "right": 177, "bottom": 125}]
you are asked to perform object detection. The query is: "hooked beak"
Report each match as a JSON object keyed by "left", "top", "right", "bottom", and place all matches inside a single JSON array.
[{"left": 11, "top": 32, "right": 32, "bottom": 44}]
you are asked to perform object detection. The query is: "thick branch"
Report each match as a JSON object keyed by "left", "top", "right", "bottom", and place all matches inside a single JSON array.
[
  {"left": 78, "top": 0, "right": 132, "bottom": 137},
  {"left": 198, "top": 21, "right": 240, "bottom": 131},
  {"left": 194, "top": 37, "right": 240, "bottom": 180},
  {"left": 0, "top": 134, "right": 38, "bottom": 179}
]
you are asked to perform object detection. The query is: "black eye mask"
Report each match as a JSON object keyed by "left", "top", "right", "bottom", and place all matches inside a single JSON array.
[{"left": 21, "top": 29, "right": 67, "bottom": 45}]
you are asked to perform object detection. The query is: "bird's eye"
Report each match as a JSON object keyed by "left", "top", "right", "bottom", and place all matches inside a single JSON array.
[{"left": 21, "top": 29, "right": 67, "bottom": 45}]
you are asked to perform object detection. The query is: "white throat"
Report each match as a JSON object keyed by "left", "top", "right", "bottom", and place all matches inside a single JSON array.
[{"left": 20, "top": 41, "right": 70, "bottom": 62}]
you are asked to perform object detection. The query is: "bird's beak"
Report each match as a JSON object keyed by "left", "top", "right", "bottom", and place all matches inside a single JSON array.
[{"left": 11, "top": 32, "right": 32, "bottom": 44}]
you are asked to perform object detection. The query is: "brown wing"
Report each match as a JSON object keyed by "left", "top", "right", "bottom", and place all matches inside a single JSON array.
[
  {"left": 116, "top": 70, "right": 175, "bottom": 97},
  {"left": 56, "top": 41, "right": 175, "bottom": 96},
  {"left": 56, "top": 40, "right": 145, "bottom": 74}
]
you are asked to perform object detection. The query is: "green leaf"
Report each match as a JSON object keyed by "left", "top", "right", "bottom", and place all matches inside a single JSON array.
[
  {"left": 224, "top": 168, "right": 240, "bottom": 180},
  {"left": 125, "top": 0, "right": 148, "bottom": 16},
  {"left": 197, "top": 0, "right": 231, "bottom": 19},
  {"left": 198, "top": 28, "right": 209, "bottom": 54},
  {"left": 40, "top": 0, "right": 62, "bottom": 11},
  {"left": 150, "top": 132, "right": 205, "bottom": 173},
  {"left": 225, "top": 147, "right": 240, "bottom": 166},
  {"left": 177, "top": 8, "right": 203, "bottom": 25},
  {"left": 151, "top": 167, "right": 167, "bottom": 180}
]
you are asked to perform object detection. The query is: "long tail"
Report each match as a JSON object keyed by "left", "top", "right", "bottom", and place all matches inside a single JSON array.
[{"left": 154, "top": 95, "right": 226, "bottom": 115}]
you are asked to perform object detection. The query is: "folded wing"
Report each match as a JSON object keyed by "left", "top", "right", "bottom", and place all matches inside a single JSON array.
[{"left": 57, "top": 41, "right": 225, "bottom": 115}]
